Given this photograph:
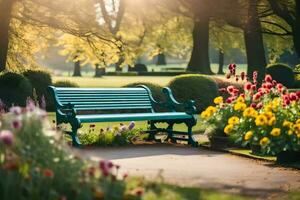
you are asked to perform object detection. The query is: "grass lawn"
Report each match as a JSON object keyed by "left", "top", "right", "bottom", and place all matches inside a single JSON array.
[
  {"left": 47, "top": 113, "right": 205, "bottom": 134},
  {"left": 128, "top": 178, "right": 252, "bottom": 200},
  {"left": 53, "top": 76, "right": 172, "bottom": 88}
]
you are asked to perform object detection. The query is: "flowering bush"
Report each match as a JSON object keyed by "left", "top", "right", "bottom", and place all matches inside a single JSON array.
[
  {"left": 201, "top": 64, "right": 300, "bottom": 156},
  {"left": 79, "top": 122, "right": 143, "bottom": 146},
  {"left": 0, "top": 101, "right": 144, "bottom": 199}
]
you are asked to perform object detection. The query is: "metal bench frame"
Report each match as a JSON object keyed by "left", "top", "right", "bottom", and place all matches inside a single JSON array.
[{"left": 49, "top": 85, "right": 198, "bottom": 147}]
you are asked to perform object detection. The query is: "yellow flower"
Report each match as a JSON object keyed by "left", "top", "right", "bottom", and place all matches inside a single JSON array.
[
  {"left": 243, "top": 107, "right": 258, "bottom": 118},
  {"left": 259, "top": 137, "right": 270, "bottom": 146},
  {"left": 214, "top": 96, "right": 223, "bottom": 105},
  {"left": 264, "top": 112, "right": 274, "bottom": 120},
  {"left": 296, "top": 119, "right": 300, "bottom": 124},
  {"left": 244, "top": 131, "right": 253, "bottom": 141},
  {"left": 297, "top": 134, "right": 300, "bottom": 138},
  {"left": 234, "top": 103, "right": 247, "bottom": 111},
  {"left": 283, "top": 120, "right": 293, "bottom": 128},
  {"left": 264, "top": 104, "right": 273, "bottom": 112},
  {"left": 237, "top": 96, "right": 245, "bottom": 103},
  {"left": 200, "top": 111, "right": 210, "bottom": 119},
  {"left": 268, "top": 117, "right": 276, "bottom": 126},
  {"left": 228, "top": 116, "right": 240, "bottom": 125},
  {"left": 206, "top": 106, "right": 217, "bottom": 114},
  {"left": 224, "top": 124, "right": 234, "bottom": 135},
  {"left": 288, "top": 130, "right": 294, "bottom": 136},
  {"left": 294, "top": 124, "right": 300, "bottom": 133},
  {"left": 255, "top": 115, "right": 268, "bottom": 126},
  {"left": 270, "top": 128, "right": 281, "bottom": 137}
]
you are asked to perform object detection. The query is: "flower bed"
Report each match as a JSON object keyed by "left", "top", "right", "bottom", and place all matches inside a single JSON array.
[
  {"left": 0, "top": 101, "right": 145, "bottom": 199},
  {"left": 201, "top": 64, "right": 300, "bottom": 162}
]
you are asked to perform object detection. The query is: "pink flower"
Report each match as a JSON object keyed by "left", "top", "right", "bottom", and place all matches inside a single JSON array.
[
  {"left": 26, "top": 98, "right": 36, "bottom": 112},
  {"left": 253, "top": 93, "right": 261, "bottom": 101},
  {"left": 219, "top": 88, "right": 227, "bottom": 93},
  {"left": 9, "top": 106, "right": 22, "bottom": 115},
  {"left": 11, "top": 119, "right": 22, "bottom": 130},
  {"left": 266, "top": 82, "right": 273, "bottom": 90},
  {"left": 0, "top": 130, "right": 14, "bottom": 146},
  {"left": 289, "top": 93, "right": 298, "bottom": 101},
  {"left": 276, "top": 83, "right": 284, "bottom": 89},
  {"left": 227, "top": 86, "right": 235, "bottom": 94},
  {"left": 250, "top": 103, "right": 257, "bottom": 109},
  {"left": 264, "top": 74, "right": 272, "bottom": 82},
  {"left": 296, "top": 91, "right": 300, "bottom": 98},
  {"left": 244, "top": 82, "right": 252, "bottom": 91},
  {"left": 256, "top": 102, "right": 263, "bottom": 109},
  {"left": 251, "top": 84, "right": 257, "bottom": 91}
]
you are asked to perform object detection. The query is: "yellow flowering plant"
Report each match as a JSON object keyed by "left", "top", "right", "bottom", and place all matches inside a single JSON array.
[
  {"left": 232, "top": 98, "right": 300, "bottom": 155},
  {"left": 201, "top": 64, "right": 300, "bottom": 156}
]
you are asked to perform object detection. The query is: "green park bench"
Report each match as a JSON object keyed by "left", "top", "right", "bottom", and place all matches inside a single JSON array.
[{"left": 49, "top": 86, "right": 198, "bottom": 147}]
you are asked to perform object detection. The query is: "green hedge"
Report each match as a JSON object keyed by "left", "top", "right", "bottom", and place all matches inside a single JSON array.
[
  {"left": 0, "top": 72, "right": 32, "bottom": 107},
  {"left": 266, "top": 63, "right": 295, "bottom": 88},
  {"left": 167, "top": 74, "right": 219, "bottom": 113},
  {"left": 54, "top": 80, "right": 79, "bottom": 88}
]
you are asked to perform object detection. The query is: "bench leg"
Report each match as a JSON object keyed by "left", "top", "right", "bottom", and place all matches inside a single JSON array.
[
  {"left": 186, "top": 122, "right": 198, "bottom": 147},
  {"left": 166, "top": 122, "right": 176, "bottom": 143},
  {"left": 70, "top": 121, "right": 81, "bottom": 147}
]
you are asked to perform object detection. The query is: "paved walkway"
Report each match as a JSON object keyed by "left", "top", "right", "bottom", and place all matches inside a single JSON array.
[{"left": 75, "top": 144, "right": 300, "bottom": 198}]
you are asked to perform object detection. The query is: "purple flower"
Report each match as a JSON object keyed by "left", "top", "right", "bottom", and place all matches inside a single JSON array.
[
  {"left": 0, "top": 130, "right": 14, "bottom": 146},
  {"left": 11, "top": 119, "right": 22, "bottom": 130},
  {"left": 26, "top": 98, "right": 36, "bottom": 112},
  {"left": 40, "top": 95, "right": 46, "bottom": 110},
  {"left": 9, "top": 106, "right": 22, "bottom": 115},
  {"left": 128, "top": 121, "right": 135, "bottom": 130},
  {"left": 119, "top": 125, "right": 127, "bottom": 132}
]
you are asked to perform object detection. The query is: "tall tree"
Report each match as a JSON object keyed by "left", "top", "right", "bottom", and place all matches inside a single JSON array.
[
  {"left": 268, "top": 0, "right": 300, "bottom": 61},
  {"left": 243, "top": 0, "right": 266, "bottom": 79},
  {"left": 0, "top": 0, "right": 17, "bottom": 72}
]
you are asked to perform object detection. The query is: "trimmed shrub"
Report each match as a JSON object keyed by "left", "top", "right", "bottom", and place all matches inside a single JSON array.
[
  {"left": 23, "top": 70, "right": 52, "bottom": 96},
  {"left": 0, "top": 72, "right": 32, "bottom": 107},
  {"left": 266, "top": 63, "right": 295, "bottom": 88},
  {"left": 124, "top": 82, "right": 165, "bottom": 103},
  {"left": 128, "top": 64, "right": 148, "bottom": 72},
  {"left": 23, "top": 70, "right": 53, "bottom": 110},
  {"left": 54, "top": 80, "right": 79, "bottom": 87},
  {"left": 167, "top": 74, "right": 219, "bottom": 112}
]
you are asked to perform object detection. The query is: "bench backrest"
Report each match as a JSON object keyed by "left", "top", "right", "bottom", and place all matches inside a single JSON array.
[{"left": 49, "top": 87, "right": 154, "bottom": 113}]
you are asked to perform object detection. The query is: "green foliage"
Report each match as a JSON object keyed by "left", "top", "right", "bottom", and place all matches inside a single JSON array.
[
  {"left": 266, "top": 63, "right": 295, "bottom": 88},
  {"left": 167, "top": 75, "right": 219, "bottom": 112},
  {"left": 23, "top": 70, "right": 52, "bottom": 96},
  {"left": 128, "top": 64, "right": 148, "bottom": 72},
  {"left": 0, "top": 72, "right": 32, "bottom": 107},
  {"left": 23, "top": 70, "right": 53, "bottom": 110},
  {"left": 54, "top": 80, "right": 79, "bottom": 88}
]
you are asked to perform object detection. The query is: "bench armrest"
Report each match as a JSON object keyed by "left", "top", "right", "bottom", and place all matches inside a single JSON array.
[{"left": 162, "top": 87, "right": 197, "bottom": 114}]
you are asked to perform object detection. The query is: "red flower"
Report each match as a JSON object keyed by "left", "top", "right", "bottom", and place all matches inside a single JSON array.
[
  {"left": 43, "top": 169, "right": 54, "bottom": 178},
  {"left": 289, "top": 93, "right": 298, "bottom": 101},
  {"left": 219, "top": 88, "right": 227, "bottom": 93},
  {"left": 296, "top": 91, "right": 300, "bottom": 98},
  {"left": 250, "top": 103, "right": 257, "bottom": 109},
  {"left": 253, "top": 93, "right": 261, "bottom": 101},
  {"left": 244, "top": 82, "right": 252, "bottom": 91},
  {"left": 227, "top": 86, "right": 235, "bottom": 94},
  {"left": 256, "top": 102, "right": 263, "bottom": 109},
  {"left": 225, "top": 73, "right": 231, "bottom": 79},
  {"left": 264, "top": 74, "right": 272, "bottom": 82},
  {"left": 251, "top": 84, "right": 257, "bottom": 91}
]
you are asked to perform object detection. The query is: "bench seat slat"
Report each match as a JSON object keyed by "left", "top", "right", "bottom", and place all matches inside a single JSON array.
[
  {"left": 76, "top": 112, "right": 192, "bottom": 123},
  {"left": 61, "top": 101, "right": 151, "bottom": 105}
]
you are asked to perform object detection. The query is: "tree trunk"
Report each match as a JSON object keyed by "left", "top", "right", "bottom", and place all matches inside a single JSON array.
[
  {"left": 94, "top": 64, "right": 105, "bottom": 77},
  {"left": 115, "top": 57, "right": 124, "bottom": 72},
  {"left": 187, "top": 19, "right": 213, "bottom": 74},
  {"left": 293, "top": 0, "right": 300, "bottom": 62},
  {"left": 217, "top": 49, "right": 225, "bottom": 74},
  {"left": 244, "top": 0, "right": 266, "bottom": 81},
  {"left": 73, "top": 61, "right": 81, "bottom": 77},
  {"left": 156, "top": 53, "right": 167, "bottom": 65},
  {"left": 0, "top": 0, "right": 15, "bottom": 72}
]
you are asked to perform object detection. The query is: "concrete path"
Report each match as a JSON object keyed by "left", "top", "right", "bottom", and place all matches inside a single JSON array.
[{"left": 75, "top": 144, "right": 300, "bottom": 198}]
